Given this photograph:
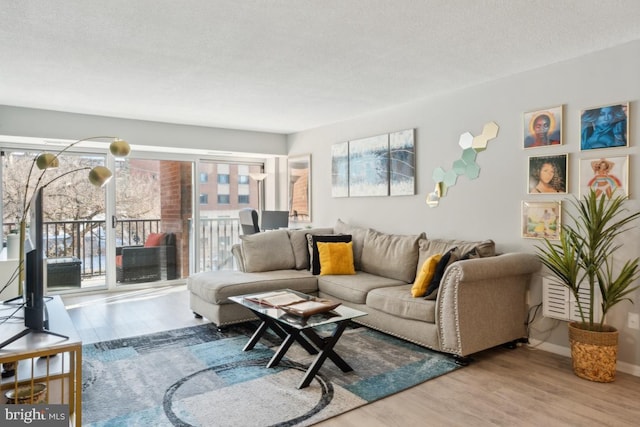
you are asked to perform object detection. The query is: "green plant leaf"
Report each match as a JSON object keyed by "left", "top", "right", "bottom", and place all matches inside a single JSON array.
[{"left": 535, "top": 189, "right": 640, "bottom": 330}]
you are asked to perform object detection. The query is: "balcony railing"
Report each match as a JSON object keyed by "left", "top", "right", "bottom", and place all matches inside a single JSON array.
[
  {"left": 3, "top": 217, "right": 242, "bottom": 279},
  {"left": 198, "top": 217, "right": 242, "bottom": 271}
]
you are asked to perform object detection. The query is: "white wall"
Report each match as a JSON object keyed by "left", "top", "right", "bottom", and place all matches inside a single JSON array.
[
  {"left": 0, "top": 106, "right": 290, "bottom": 210},
  {"left": 0, "top": 106, "right": 287, "bottom": 155},
  {"left": 288, "top": 40, "right": 640, "bottom": 371}
]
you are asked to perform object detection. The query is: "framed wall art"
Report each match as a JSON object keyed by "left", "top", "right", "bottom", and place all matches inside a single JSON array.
[
  {"left": 579, "top": 155, "right": 629, "bottom": 198},
  {"left": 389, "top": 129, "right": 415, "bottom": 196},
  {"left": 331, "top": 142, "right": 349, "bottom": 197},
  {"left": 528, "top": 154, "right": 568, "bottom": 194},
  {"left": 523, "top": 105, "right": 563, "bottom": 149},
  {"left": 348, "top": 134, "right": 389, "bottom": 197},
  {"left": 522, "top": 200, "right": 561, "bottom": 240},
  {"left": 333, "top": 128, "right": 416, "bottom": 198},
  {"left": 288, "top": 154, "right": 311, "bottom": 222},
  {"left": 580, "top": 102, "right": 629, "bottom": 150}
]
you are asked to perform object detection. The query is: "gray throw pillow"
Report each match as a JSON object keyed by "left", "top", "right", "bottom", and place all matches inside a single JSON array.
[
  {"left": 289, "top": 227, "right": 333, "bottom": 270},
  {"left": 416, "top": 238, "right": 495, "bottom": 279},
  {"left": 461, "top": 239, "right": 496, "bottom": 259},
  {"left": 334, "top": 219, "right": 368, "bottom": 270},
  {"left": 240, "top": 229, "right": 295, "bottom": 272}
]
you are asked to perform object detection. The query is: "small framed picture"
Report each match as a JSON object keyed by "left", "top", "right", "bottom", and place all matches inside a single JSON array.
[
  {"left": 528, "top": 154, "right": 568, "bottom": 194},
  {"left": 523, "top": 106, "right": 563, "bottom": 149},
  {"left": 522, "top": 201, "right": 561, "bottom": 240},
  {"left": 579, "top": 156, "right": 629, "bottom": 198},
  {"left": 580, "top": 102, "right": 629, "bottom": 150}
]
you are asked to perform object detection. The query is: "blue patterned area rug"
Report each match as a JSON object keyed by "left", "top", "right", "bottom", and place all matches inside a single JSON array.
[{"left": 82, "top": 322, "right": 462, "bottom": 426}]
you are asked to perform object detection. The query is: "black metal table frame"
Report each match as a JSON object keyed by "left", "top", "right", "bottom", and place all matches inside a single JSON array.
[{"left": 242, "top": 310, "right": 353, "bottom": 389}]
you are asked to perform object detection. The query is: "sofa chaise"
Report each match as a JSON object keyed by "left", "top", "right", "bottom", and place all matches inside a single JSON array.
[{"left": 188, "top": 220, "right": 541, "bottom": 361}]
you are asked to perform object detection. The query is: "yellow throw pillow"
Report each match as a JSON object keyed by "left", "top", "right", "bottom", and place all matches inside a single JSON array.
[
  {"left": 411, "top": 254, "right": 442, "bottom": 297},
  {"left": 317, "top": 241, "right": 356, "bottom": 275}
]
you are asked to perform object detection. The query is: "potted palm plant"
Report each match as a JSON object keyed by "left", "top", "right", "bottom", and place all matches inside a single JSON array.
[{"left": 536, "top": 189, "right": 640, "bottom": 382}]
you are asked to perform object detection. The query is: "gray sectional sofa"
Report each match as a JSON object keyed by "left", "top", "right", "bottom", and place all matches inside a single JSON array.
[{"left": 188, "top": 220, "right": 541, "bottom": 360}]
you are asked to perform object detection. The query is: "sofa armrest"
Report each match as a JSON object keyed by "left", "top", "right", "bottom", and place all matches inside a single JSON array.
[
  {"left": 436, "top": 252, "right": 541, "bottom": 356},
  {"left": 116, "top": 245, "right": 143, "bottom": 256},
  {"left": 231, "top": 243, "right": 246, "bottom": 272}
]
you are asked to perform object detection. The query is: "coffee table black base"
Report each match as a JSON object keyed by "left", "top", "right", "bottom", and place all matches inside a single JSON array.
[{"left": 243, "top": 311, "right": 353, "bottom": 389}]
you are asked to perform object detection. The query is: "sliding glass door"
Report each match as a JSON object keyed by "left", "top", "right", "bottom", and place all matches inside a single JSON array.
[
  {"left": 197, "top": 161, "right": 263, "bottom": 272},
  {"left": 1, "top": 149, "right": 109, "bottom": 293},
  {"left": 114, "top": 157, "right": 193, "bottom": 287},
  {"left": 1, "top": 143, "right": 268, "bottom": 295}
]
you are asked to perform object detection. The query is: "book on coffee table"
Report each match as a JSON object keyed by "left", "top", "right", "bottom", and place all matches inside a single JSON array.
[
  {"left": 279, "top": 299, "right": 341, "bottom": 317},
  {"left": 245, "top": 291, "right": 340, "bottom": 317},
  {"left": 245, "top": 291, "right": 307, "bottom": 307}
]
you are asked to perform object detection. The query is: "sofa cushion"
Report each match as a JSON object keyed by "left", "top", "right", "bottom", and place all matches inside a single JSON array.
[
  {"left": 334, "top": 219, "right": 368, "bottom": 270},
  {"left": 307, "top": 234, "right": 352, "bottom": 275},
  {"left": 360, "top": 229, "right": 424, "bottom": 283},
  {"left": 411, "top": 254, "right": 441, "bottom": 297},
  {"left": 367, "top": 285, "right": 436, "bottom": 323},
  {"left": 416, "top": 238, "right": 493, "bottom": 279},
  {"left": 240, "top": 230, "right": 295, "bottom": 272},
  {"left": 144, "top": 232, "right": 165, "bottom": 247},
  {"left": 318, "top": 242, "right": 356, "bottom": 276},
  {"left": 187, "top": 269, "right": 317, "bottom": 305},
  {"left": 289, "top": 227, "right": 333, "bottom": 270},
  {"left": 317, "top": 271, "right": 406, "bottom": 304},
  {"left": 425, "top": 247, "right": 461, "bottom": 299},
  {"left": 461, "top": 239, "right": 496, "bottom": 259}
]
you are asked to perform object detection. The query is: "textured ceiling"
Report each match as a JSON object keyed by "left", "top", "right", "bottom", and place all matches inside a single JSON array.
[{"left": 2, "top": 0, "right": 640, "bottom": 134}]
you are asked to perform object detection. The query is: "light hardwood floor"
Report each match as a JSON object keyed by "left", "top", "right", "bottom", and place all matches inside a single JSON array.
[{"left": 62, "top": 286, "right": 640, "bottom": 426}]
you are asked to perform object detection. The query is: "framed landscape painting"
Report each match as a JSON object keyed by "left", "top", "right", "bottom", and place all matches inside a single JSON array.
[
  {"left": 348, "top": 134, "right": 389, "bottom": 197},
  {"left": 579, "top": 155, "right": 629, "bottom": 198},
  {"left": 522, "top": 201, "right": 561, "bottom": 240},
  {"left": 389, "top": 129, "right": 415, "bottom": 196},
  {"left": 580, "top": 102, "right": 629, "bottom": 150},
  {"left": 523, "top": 106, "right": 563, "bottom": 149},
  {"left": 331, "top": 141, "right": 349, "bottom": 197}
]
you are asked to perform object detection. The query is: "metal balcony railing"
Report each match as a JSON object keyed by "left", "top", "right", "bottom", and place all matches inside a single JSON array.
[
  {"left": 2, "top": 217, "right": 242, "bottom": 279},
  {"left": 197, "top": 217, "right": 241, "bottom": 271}
]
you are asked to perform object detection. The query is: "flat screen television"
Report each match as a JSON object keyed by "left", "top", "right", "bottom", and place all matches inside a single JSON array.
[
  {"left": 0, "top": 187, "right": 67, "bottom": 349},
  {"left": 24, "top": 187, "right": 47, "bottom": 330}
]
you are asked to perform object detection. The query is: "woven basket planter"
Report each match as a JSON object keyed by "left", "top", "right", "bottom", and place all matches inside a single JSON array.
[{"left": 568, "top": 322, "right": 618, "bottom": 383}]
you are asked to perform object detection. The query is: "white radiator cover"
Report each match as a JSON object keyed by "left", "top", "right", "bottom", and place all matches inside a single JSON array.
[{"left": 542, "top": 276, "right": 602, "bottom": 322}]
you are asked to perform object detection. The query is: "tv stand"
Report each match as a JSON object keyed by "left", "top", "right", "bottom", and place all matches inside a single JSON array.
[
  {"left": 0, "top": 300, "right": 68, "bottom": 350},
  {"left": 0, "top": 326, "right": 68, "bottom": 350},
  {"left": 0, "top": 296, "right": 82, "bottom": 425}
]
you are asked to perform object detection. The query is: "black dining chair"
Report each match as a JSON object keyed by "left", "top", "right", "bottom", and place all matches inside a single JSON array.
[{"left": 239, "top": 208, "right": 260, "bottom": 235}]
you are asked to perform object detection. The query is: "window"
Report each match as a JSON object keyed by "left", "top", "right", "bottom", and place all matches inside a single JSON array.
[
  {"left": 199, "top": 193, "right": 209, "bottom": 204},
  {"left": 200, "top": 172, "right": 208, "bottom": 183},
  {"left": 238, "top": 175, "right": 249, "bottom": 184},
  {"left": 218, "top": 174, "right": 230, "bottom": 184},
  {"left": 238, "top": 194, "right": 250, "bottom": 204},
  {"left": 217, "top": 194, "right": 230, "bottom": 204}
]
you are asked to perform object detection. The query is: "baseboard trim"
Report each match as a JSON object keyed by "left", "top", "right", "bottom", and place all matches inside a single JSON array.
[{"left": 529, "top": 339, "right": 640, "bottom": 378}]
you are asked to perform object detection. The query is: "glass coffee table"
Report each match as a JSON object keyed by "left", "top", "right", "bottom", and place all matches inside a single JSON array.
[{"left": 229, "top": 289, "right": 367, "bottom": 389}]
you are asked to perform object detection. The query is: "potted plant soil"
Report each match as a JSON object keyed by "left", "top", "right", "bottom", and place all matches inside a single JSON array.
[{"left": 536, "top": 189, "right": 640, "bottom": 382}]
